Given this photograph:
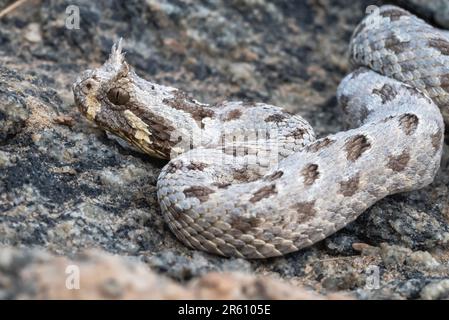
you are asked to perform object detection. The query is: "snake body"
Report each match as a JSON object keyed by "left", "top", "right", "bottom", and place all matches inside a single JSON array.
[{"left": 73, "top": 5, "right": 445, "bottom": 259}]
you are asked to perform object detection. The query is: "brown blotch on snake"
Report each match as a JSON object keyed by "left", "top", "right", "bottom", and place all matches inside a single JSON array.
[
  {"left": 166, "top": 160, "right": 183, "bottom": 174},
  {"left": 290, "top": 201, "right": 317, "bottom": 224},
  {"left": 264, "top": 113, "right": 287, "bottom": 123},
  {"left": 230, "top": 216, "right": 262, "bottom": 233},
  {"left": 399, "top": 114, "right": 419, "bottom": 135},
  {"left": 186, "top": 162, "right": 208, "bottom": 171},
  {"left": 339, "top": 174, "right": 360, "bottom": 197},
  {"left": 233, "top": 167, "right": 263, "bottom": 183},
  {"left": 349, "top": 68, "right": 369, "bottom": 80},
  {"left": 428, "top": 38, "right": 449, "bottom": 56},
  {"left": 302, "top": 164, "right": 319, "bottom": 185},
  {"left": 439, "top": 74, "right": 449, "bottom": 93},
  {"left": 387, "top": 150, "right": 411, "bottom": 172},
  {"left": 384, "top": 33, "right": 410, "bottom": 55},
  {"left": 265, "top": 170, "right": 284, "bottom": 181},
  {"left": 250, "top": 184, "right": 277, "bottom": 203},
  {"left": 344, "top": 135, "right": 371, "bottom": 161},
  {"left": 306, "top": 138, "right": 336, "bottom": 153},
  {"left": 183, "top": 186, "right": 215, "bottom": 203},
  {"left": 213, "top": 182, "right": 232, "bottom": 189},
  {"left": 224, "top": 109, "right": 243, "bottom": 121},
  {"left": 163, "top": 90, "right": 215, "bottom": 125},
  {"left": 287, "top": 128, "right": 306, "bottom": 139},
  {"left": 359, "top": 105, "right": 372, "bottom": 122},
  {"left": 372, "top": 84, "right": 397, "bottom": 104},
  {"left": 431, "top": 129, "right": 443, "bottom": 152}
]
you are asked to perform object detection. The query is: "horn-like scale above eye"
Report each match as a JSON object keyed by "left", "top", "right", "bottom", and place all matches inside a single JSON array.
[{"left": 107, "top": 87, "right": 130, "bottom": 105}]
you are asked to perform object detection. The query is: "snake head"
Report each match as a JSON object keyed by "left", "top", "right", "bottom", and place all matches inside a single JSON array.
[
  {"left": 73, "top": 39, "right": 184, "bottom": 159},
  {"left": 73, "top": 39, "right": 136, "bottom": 122}
]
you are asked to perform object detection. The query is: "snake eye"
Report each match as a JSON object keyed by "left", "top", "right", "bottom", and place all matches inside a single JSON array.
[{"left": 107, "top": 87, "right": 130, "bottom": 105}]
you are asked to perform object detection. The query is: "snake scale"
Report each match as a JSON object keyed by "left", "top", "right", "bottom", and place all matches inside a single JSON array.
[{"left": 73, "top": 5, "right": 447, "bottom": 259}]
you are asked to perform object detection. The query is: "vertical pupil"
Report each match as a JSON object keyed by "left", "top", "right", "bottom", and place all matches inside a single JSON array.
[{"left": 108, "top": 88, "right": 129, "bottom": 105}]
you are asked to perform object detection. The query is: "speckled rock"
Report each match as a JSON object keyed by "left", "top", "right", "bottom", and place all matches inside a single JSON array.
[
  {"left": 0, "top": 246, "right": 347, "bottom": 299},
  {"left": 1, "top": 0, "right": 449, "bottom": 300},
  {"left": 396, "top": 0, "right": 449, "bottom": 28},
  {"left": 420, "top": 279, "right": 449, "bottom": 300}
]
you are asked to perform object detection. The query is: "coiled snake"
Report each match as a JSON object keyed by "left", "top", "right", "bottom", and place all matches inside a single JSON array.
[{"left": 73, "top": 5, "right": 446, "bottom": 258}]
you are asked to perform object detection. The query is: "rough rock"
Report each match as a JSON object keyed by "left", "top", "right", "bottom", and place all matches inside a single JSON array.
[
  {"left": 0, "top": 246, "right": 347, "bottom": 299},
  {"left": 396, "top": 0, "right": 449, "bottom": 28},
  {"left": 1, "top": 0, "right": 449, "bottom": 299}
]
